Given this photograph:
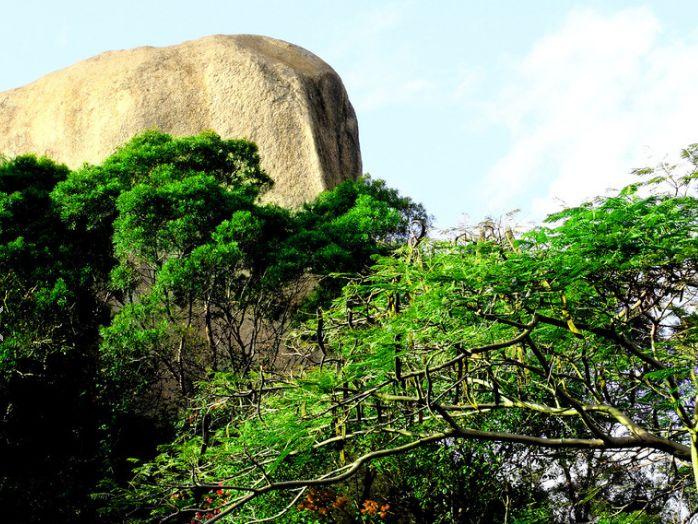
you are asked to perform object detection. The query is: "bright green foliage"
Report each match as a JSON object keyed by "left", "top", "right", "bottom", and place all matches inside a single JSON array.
[
  {"left": 118, "top": 155, "right": 696, "bottom": 522},
  {"left": 52, "top": 131, "right": 424, "bottom": 398},
  {"left": 7, "top": 130, "right": 695, "bottom": 523},
  {"left": 53, "top": 131, "right": 270, "bottom": 232},
  {"left": 45, "top": 131, "right": 425, "bottom": 521},
  {"left": 1, "top": 132, "right": 424, "bottom": 523},
  {"left": 103, "top": 136, "right": 417, "bottom": 380}
]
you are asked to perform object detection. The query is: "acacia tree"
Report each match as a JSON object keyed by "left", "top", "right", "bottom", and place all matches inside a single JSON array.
[{"left": 121, "top": 148, "right": 697, "bottom": 522}]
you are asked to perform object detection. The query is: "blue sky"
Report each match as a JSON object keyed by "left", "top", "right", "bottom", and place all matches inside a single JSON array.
[{"left": 2, "top": 1, "right": 698, "bottom": 228}]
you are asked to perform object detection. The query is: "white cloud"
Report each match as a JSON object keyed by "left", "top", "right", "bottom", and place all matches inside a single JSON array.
[{"left": 483, "top": 6, "right": 698, "bottom": 219}]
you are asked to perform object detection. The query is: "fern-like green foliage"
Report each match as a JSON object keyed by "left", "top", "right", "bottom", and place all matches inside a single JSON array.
[{"left": 116, "top": 154, "right": 696, "bottom": 523}]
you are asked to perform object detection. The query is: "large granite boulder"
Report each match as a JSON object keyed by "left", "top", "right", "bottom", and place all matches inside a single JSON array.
[{"left": 0, "top": 34, "right": 362, "bottom": 206}]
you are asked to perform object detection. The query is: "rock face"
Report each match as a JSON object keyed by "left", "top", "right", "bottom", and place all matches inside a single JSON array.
[{"left": 0, "top": 34, "right": 362, "bottom": 206}]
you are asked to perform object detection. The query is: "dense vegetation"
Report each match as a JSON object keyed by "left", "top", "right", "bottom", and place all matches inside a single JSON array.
[
  {"left": 112, "top": 148, "right": 697, "bottom": 523},
  {"left": 0, "top": 134, "right": 695, "bottom": 523},
  {"left": 0, "top": 132, "right": 424, "bottom": 523},
  {"left": 0, "top": 155, "right": 107, "bottom": 521}
]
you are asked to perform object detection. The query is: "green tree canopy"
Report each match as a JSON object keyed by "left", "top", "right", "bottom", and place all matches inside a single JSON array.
[
  {"left": 2, "top": 131, "right": 425, "bottom": 523},
  {"left": 119, "top": 149, "right": 697, "bottom": 523}
]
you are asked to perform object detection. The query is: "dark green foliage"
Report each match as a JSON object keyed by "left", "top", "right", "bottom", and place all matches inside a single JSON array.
[
  {"left": 0, "top": 155, "right": 105, "bottom": 523},
  {"left": 0, "top": 156, "right": 72, "bottom": 370}
]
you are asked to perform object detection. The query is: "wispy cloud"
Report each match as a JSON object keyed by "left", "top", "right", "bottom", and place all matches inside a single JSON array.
[{"left": 482, "top": 6, "right": 698, "bottom": 219}]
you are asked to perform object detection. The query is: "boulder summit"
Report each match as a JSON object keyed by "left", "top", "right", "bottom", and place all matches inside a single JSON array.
[{"left": 0, "top": 34, "right": 362, "bottom": 206}]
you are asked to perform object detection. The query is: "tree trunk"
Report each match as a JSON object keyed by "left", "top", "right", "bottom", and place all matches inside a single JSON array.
[{"left": 691, "top": 430, "right": 698, "bottom": 496}]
